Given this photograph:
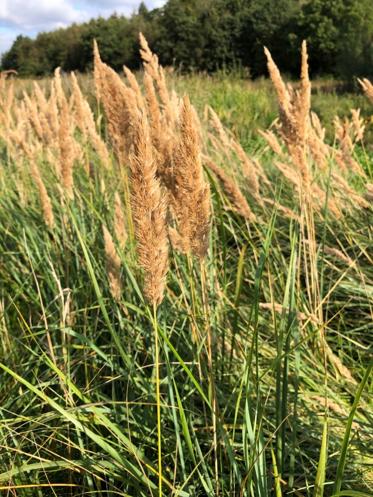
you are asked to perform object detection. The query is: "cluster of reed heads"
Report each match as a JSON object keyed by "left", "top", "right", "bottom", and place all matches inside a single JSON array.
[{"left": 0, "top": 37, "right": 371, "bottom": 306}]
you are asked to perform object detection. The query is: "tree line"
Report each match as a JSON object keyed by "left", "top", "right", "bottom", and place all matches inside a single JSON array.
[{"left": 1, "top": 0, "right": 372, "bottom": 78}]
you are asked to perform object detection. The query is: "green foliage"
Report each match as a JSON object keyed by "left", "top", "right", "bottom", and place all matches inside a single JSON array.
[
  {"left": 0, "top": 74, "right": 372, "bottom": 495},
  {"left": 1, "top": 0, "right": 373, "bottom": 78}
]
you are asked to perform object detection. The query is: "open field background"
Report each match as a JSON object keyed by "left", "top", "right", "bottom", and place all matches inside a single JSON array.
[{"left": 0, "top": 40, "right": 372, "bottom": 497}]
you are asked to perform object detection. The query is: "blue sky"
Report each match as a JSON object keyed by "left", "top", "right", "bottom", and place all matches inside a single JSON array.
[{"left": 0, "top": 0, "right": 166, "bottom": 56}]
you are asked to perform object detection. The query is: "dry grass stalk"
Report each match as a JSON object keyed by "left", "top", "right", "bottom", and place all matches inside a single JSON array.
[
  {"left": 334, "top": 116, "right": 366, "bottom": 177},
  {"left": 262, "top": 197, "right": 299, "bottom": 221},
  {"left": 47, "top": 84, "right": 60, "bottom": 138},
  {"left": 123, "top": 66, "right": 144, "bottom": 108},
  {"left": 259, "top": 302, "right": 318, "bottom": 324},
  {"left": 230, "top": 141, "right": 266, "bottom": 200},
  {"left": 0, "top": 79, "right": 14, "bottom": 128},
  {"left": 208, "top": 106, "right": 268, "bottom": 195},
  {"left": 71, "top": 72, "right": 110, "bottom": 167},
  {"left": 54, "top": 67, "right": 68, "bottom": 108},
  {"left": 139, "top": 32, "right": 175, "bottom": 125},
  {"left": 208, "top": 107, "right": 232, "bottom": 152},
  {"left": 93, "top": 41, "right": 137, "bottom": 164},
  {"left": 114, "top": 191, "right": 127, "bottom": 250},
  {"left": 310, "top": 182, "right": 342, "bottom": 218},
  {"left": 324, "top": 246, "right": 356, "bottom": 267},
  {"left": 332, "top": 172, "right": 369, "bottom": 210},
  {"left": 59, "top": 97, "right": 75, "bottom": 198},
  {"left": 264, "top": 43, "right": 311, "bottom": 185},
  {"left": 259, "top": 129, "right": 284, "bottom": 157},
  {"left": 23, "top": 91, "right": 44, "bottom": 142},
  {"left": 205, "top": 157, "right": 256, "bottom": 221},
  {"left": 129, "top": 109, "right": 169, "bottom": 305},
  {"left": 307, "top": 115, "right": 330, "bottom": 171},
  {"left": 172, "top": 96, "right": 211, "bottom": 258},
  {"left": 102, "top": 224, "right": 122, "bottom": 302},
  {"left": 30, "top": 160, "right": 55, "bottom": 229},
  {"left": 350, "top": 109, "right": 365, "bottom": 142},
  {"left": 143, "top": 72, "right": 162, "bottom": 143}
]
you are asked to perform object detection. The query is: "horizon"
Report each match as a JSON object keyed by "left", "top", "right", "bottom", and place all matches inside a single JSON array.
[{"left": 0, "top": 0, "right": 166, "bottom": 57}]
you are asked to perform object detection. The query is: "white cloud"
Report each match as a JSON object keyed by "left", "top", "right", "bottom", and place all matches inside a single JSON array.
[
  {"left": 0, "top": 30, "right": 17, "bottom": 56},
  {"left": 0, "top": 0, "right": 82, "bottom": 30}
]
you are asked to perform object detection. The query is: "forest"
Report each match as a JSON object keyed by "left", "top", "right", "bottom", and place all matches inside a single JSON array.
[{"left": 1, "top": 0, "right": 373, "bottom": 78}]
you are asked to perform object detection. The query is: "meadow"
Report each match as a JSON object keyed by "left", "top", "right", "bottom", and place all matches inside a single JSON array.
[{"left": 0, "top": 37, "right": 372, "bottom": 497}]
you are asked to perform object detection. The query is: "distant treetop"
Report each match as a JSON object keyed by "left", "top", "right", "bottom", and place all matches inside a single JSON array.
[{"left": 1, "top": 0, "right": 372, "bottom": 79}]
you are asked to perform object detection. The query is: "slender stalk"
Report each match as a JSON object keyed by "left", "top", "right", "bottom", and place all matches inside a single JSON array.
[
  {"left": 200, "top": 260, "right": 219, "bottom": 494},
  {"left": 152, "top": 303, "right": 163, "bottom": 497}
]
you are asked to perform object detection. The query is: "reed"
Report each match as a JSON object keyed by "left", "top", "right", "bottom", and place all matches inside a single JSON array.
[
  {"left": 102, "top": 224, "right": 122, "bottom": 302},
  {"left": 128, "top": 109, "right": 169, "bottom": 305},
  {"left": 172, "top": 96, "right": 211, "bottom": 258}
]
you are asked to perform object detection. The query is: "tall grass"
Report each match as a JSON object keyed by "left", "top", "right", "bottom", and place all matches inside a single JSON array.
[{"left": 0, "top": 38, "right": 372, "bottom": 497}]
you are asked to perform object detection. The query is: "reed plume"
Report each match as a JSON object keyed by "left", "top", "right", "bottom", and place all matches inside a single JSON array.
[
  {"left": 59, "top": 97, "right": 75, "bottom": 198},
  {"left": 30, "top": 160, "right": 55, "bottom": 229},
  {"left": 128, "top": 109, "right": 169, "bottom": 305},
  {"left": 93, "top": 40, "right": 137, "bottom": 164},
  {"left": 264, "top": 42, "right": 311, "bottom": 184},
  {"left": 358, "top": 78, "right": 373, "bottom": 104},
  {"left": 205, "top": 157, "right": 255, "bottom": 221},
  {"left": 71, "top": 72, "right": 110, "bottom": 167},
  {"left": 172, "top": 96, "right": 211, "bottom": 258}
]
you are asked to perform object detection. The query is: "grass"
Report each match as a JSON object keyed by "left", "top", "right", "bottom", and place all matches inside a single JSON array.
[{"left": 0, "top": 67, "right": 372, "bottom": 497}]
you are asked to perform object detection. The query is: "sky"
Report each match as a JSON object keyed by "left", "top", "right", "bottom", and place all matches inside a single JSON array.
[{"left": 0, "top": 0, "right": 166, "bottom": 56}]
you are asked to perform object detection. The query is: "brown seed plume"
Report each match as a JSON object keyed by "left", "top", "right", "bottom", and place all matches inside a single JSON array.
[
  {"left": 264, "top": 43, "right": 311, "bottom": 184},
  {"left": 93, "top": 40, "right": 137, "bottom": 164},
  {"left": 139, "top": 32, "right": 175, "bottom": 125},
  {"left": 172, "top": 96, "right": 211, "bottom": 258},
  {"left": 129, "top": 109, "right": 169, "bottom": 306}
]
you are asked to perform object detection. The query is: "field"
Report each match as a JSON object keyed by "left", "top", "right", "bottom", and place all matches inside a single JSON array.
[{"left": 0, "top": 38, "right": 372, "bottom": 497}]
